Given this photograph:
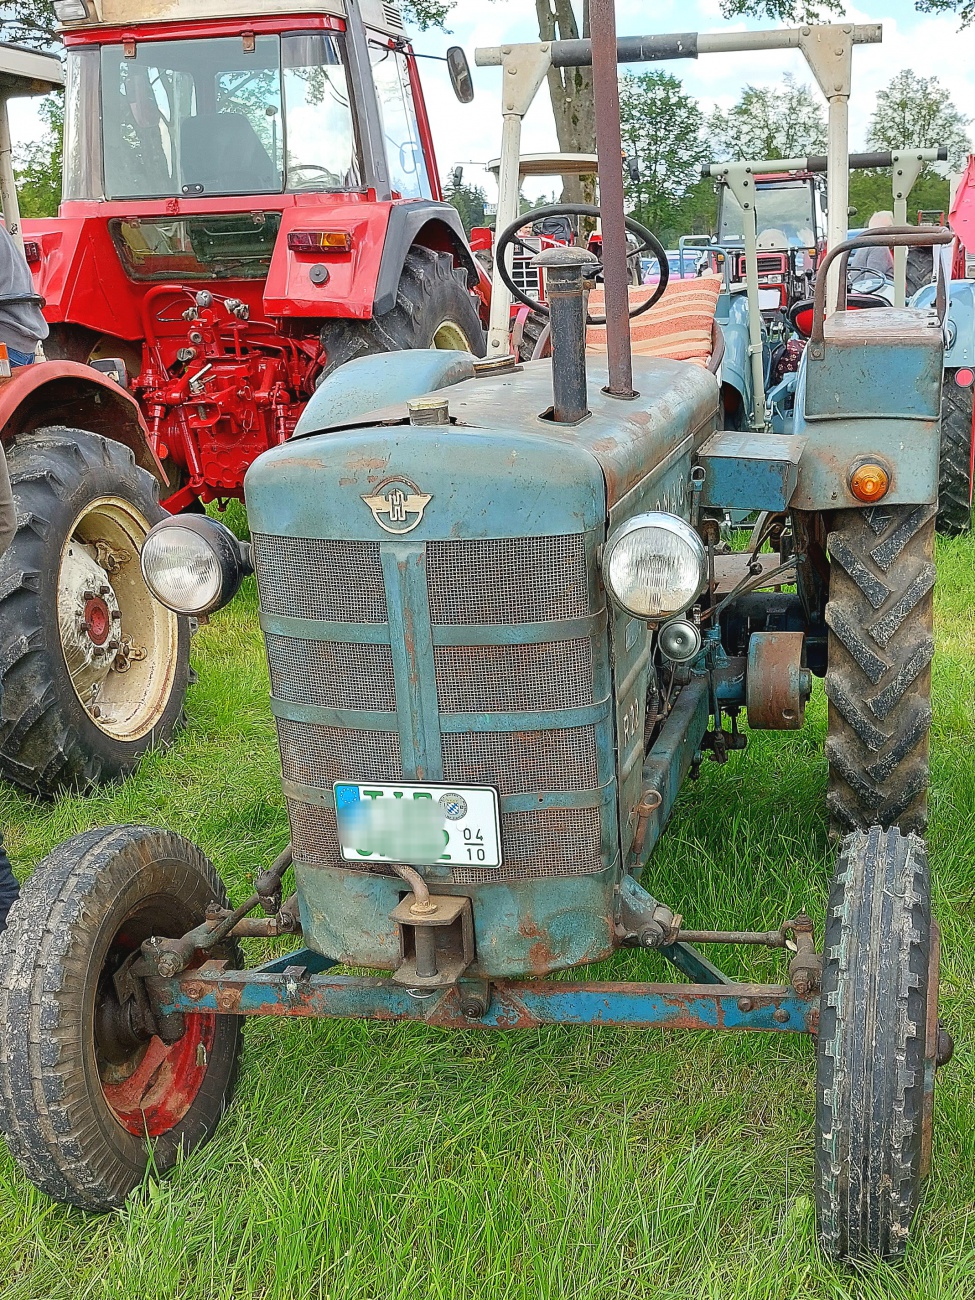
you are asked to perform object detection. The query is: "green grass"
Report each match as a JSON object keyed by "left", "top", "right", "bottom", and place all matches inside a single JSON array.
[{"left": 1, "top": 529, "right": 974, "bottom": 1300}]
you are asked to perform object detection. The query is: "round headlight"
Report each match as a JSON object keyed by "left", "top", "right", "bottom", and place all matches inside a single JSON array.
[
  {"left": 140, "top": 517, "right": 248, "bottom": 616},
  {"left": 603, "top": 512, "right": 706, "bottom": 621}
]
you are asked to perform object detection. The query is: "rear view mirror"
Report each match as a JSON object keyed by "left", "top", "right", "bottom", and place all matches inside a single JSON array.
[{"left": 447, "top": 46, "right": 474, "bottom": 103}]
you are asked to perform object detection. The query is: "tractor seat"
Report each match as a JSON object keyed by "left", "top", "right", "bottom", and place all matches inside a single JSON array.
[
  {"left": 789, "top": 293, "right": 889, "bottom": 339},
  {"left": 179, "top": 113, "right": 279, "bottom": 195},
  {"left": 586, "top": 274, "right": 723, "bottom": 367}
]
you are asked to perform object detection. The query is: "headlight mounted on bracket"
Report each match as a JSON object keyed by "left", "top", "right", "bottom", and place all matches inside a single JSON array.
[
  {"left": 140, "top": 516, "right": 251, "bottom": 616},
  {"left": 602, "top": 512, "right": 707, "bottom": 622}
]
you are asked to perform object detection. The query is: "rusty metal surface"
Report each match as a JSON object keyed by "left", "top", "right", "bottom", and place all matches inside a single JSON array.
[
  {"left": 711, "top": 553, "right": 786, "bottom": 596},
  {"left": 147, "top": 961, "right": 819, "bottom": 1033},
  {"left": 590, "top": 0, "right": 634, "bottom": 398},
  {"left": 746, "top": 631, "right": 811, "bottom": 730}
]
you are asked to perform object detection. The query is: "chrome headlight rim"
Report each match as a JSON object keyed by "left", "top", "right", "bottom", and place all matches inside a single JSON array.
[
  {"left": 140, "top": 515, "right": 249, "bottom": 617},
  {"left": 602, "top": 511, "right": 707, "bottom": 622}
]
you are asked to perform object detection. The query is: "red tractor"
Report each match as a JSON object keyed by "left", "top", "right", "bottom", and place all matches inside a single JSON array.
[{"left": 1, "top": 0, "right": 486, "bottom": 797}]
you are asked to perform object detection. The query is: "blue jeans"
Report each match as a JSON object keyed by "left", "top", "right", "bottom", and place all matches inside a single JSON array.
[
  {"left": 0, "top": 831, "right": 18, "bottom": 930},
  {"left": 8, "top": 348, "right": 34, "bottom": 368}
]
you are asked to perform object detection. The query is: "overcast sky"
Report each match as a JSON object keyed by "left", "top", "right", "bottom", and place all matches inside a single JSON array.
[{"left": 7, "top": 0, "right": 972, "bottom": 201}]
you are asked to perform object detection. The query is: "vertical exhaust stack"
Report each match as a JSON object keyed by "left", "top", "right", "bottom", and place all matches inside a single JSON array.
[
  {"left": 532, "top": 246, "right": 598, "bottom": 423},
  {"left": 590, "top": 0, "right": 636, "bottom": 398}
]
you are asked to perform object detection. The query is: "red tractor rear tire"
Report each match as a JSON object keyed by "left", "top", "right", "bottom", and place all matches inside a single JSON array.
[{"left": 318, "top": 246, "right": 485, "bottom": 380}]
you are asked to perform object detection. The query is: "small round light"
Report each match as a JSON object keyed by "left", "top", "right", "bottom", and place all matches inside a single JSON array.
[
  {"left": 954, "top": 367, "right": 974, "bottom": 389},
  {"left": 603, "top": 512, "right": 707, "bottom": 622},
  {"left": 140, "top": 517, "right": 248, "bottom": 616},
  {"left": 850, "top": 462, "right": 890, "bottom": 504}
]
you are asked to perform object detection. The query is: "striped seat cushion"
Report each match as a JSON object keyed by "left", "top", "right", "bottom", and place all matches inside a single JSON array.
[{"left": 586, "top": 274, "right": 722, "bottom": 366}]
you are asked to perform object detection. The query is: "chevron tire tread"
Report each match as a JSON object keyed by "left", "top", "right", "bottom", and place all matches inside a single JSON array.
[
  {"left": 815, "top": 826, "right": 931, "bottom": 1260},
  {"left": 825, "top": 505, "right": 935, "bottom": 836},
  {"left": 0, "top": 428, "right": 189, "bottom": 797},
  {"left": 937, "top": 374, "right": 973, "bottom": 536}
]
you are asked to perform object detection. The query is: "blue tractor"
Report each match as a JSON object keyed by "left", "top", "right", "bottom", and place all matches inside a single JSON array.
[{"left": 0, "top": 5, "right": 955, "bottom": 1265}]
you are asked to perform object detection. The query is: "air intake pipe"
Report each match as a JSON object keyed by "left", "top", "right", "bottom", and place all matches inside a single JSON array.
[{"left": 532, "top": 245, "right": 599, "bottom": 424}]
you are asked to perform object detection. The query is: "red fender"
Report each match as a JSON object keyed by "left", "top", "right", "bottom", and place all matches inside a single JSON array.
[{"left": 0, "top": 360, "right": 166, "bottom": 484}]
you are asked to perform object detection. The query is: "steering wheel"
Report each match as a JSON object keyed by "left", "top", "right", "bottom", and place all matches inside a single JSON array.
[
  {"left": 494, "top": 202, "right": 669, "bottom": 325},
  {"left": 847, "top": 267, "right": 887, "bottom": 297},
  {"left": 287, "top": 164, "right": 343, "bottom": 188}
]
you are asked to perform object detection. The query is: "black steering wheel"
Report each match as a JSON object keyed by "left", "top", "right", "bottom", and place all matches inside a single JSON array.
[
  {"left": 494, "top": 202, "right": 669, "bottom": 325},
  {"left": 847, "top": 267, "right": 888, "bottom": 297}
]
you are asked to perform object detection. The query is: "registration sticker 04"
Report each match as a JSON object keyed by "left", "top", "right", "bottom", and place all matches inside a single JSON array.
[{"left": 334, "top": 782, "right": 503, "bottom": 868}]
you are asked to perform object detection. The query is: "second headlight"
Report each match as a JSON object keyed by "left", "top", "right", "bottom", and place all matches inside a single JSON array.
[
  {"left": 603, "top": 512, "right": 706, "bottom": 621},
  {"left": 140, "top": 516, "right": 250, "bottom": 616}
]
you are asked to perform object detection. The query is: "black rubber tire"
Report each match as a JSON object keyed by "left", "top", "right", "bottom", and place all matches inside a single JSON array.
[
  {"left": 815, "top": 825, "right": 931, "bottom": 1261},
  {"left": 517, "top": 311, "right": 550, "bottom": 362},
  {"left": 905, "top": 247, "right": 933, "bottom": 301},
  {"left": 825, "top": 505, "right": 935, "bottom": 836},
  {"left": 0, "top": 428, "right": 190, "bottom": 797},
  {"left": 318, "top": 246, "right": 485, "bottom": 380},
  {"left": 0, "top": 825, "right": 242, "bottom": 1212},
  {"left": 937, "top": 373, "right": 974, "bottom": 535}
]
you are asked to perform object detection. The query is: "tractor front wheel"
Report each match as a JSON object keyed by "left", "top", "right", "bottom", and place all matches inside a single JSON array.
[
  {"left": 0, "top": 428, "right": 190, "bottom": 796},
  {"left": 815, "top": 825, "right": 933, "bottom": 1260},
  {"left": 824, "top": 504, "right": 935, "bottom": 835},
  {"left": 0, "top": 825, "right": 242, "bottom": 1212},
  {"left": 937, "top": 371, "right": 974, "bottom": 535}
]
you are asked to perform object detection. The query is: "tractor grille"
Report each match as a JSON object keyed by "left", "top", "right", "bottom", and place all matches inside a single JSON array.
[
  {"left": 511, "top": 256, "right": 540, "bottom": 297},
  {"left": 256, "top": 531, "right": 612, "bottom": 884}
]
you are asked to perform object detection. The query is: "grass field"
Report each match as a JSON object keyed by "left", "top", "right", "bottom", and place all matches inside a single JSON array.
[{"left": 0, "top": 524, "right": 973, "bottom": 1300}]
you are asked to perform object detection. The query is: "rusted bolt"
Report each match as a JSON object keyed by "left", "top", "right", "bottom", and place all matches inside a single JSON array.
[
  {"left": 773, "top": 1007, "right": 790, "bottom": 1023},
  {"left": 737, "top": 997, "right": 753, "bottom": 1013},
  {"left": 182, "top": 981, "right": 204, "bottom": 1001},
  {"left": 461, "top": 997, "right": 485, "bottom": 1019},
  {"left": 156, "top": 951, "right": 183, "bottom": 979}
]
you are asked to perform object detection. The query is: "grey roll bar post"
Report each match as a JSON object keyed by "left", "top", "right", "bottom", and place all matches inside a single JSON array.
[{"left": 476, "top": 23, "right": 882, "bottom": 358}]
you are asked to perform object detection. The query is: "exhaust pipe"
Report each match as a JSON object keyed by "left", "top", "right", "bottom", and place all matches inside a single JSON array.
[{"left": 532, "top": 245, "right": 598, "bottom": 424}]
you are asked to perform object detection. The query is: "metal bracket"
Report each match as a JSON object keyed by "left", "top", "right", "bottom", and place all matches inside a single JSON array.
[{"left": 797, "top": 23, "right": 854, "bottom": 100}]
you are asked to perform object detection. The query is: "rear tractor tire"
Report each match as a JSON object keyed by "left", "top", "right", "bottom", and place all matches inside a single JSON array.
[
  {"left": 937, "top": 371, "right": 974, "bottom": 535},
  {"left": 0, "top": 428, "right": 190, "bottom": 796},
  {"left": 0, "top": 825, "right": 242, "bottom": 1212},
  {"left": 825, "top": 504, "right": 935, "bottom": 836},
  {"left": 318, "top": 246, "right": 485, "bottom": 380},
  {"left": 815, "top": 825, "right": 937, "bottom": 1261}
]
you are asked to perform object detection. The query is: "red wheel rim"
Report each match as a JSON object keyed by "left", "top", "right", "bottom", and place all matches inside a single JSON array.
[{"left": 101, "top": 1014, "right": 216, "bottom": 1137}]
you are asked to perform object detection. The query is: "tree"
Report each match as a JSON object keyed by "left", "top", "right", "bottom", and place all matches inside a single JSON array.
[
  {"left": 0, "top": 1, "right": 58, "bottom": 50},
  {"left": 14, "top": 95, "right": 62, "bottom": 218},
  {"left": 619, "top": 70, "right": 707, "bottom": 242},
  {"left": 848, "top": 168, "right": 950, "bottom": 229},
  {"left": 867, "top": 69, "right": 971, "bottom": 170},
  {"left": 443, "top": 169, "right": 487, "bottom": 232},
  {"left": 707, "top": 75, "right": 827, "bottom": 162},
  {"left": 534, "top": 0, "right": 595, "bottom": 205}
]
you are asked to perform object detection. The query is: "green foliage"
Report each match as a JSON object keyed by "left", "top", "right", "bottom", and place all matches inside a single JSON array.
[
  {"left": 0, "top": 0, "right": 58, "bottom": 51},
  {"left": 707, "top": 75, "right": 827, "bottom": 162},
  {"left": 13, "top": 94, "right": 62, "bottom": 218},
  {"left": 443, "top": 172, "right": 487, "bottom": 233},
  {"left": 620, "top": 70, "right": 708, "bottom": 244},
  {"left": 401, "top": 0, "right": 456, "bottom": 30},
  {"left": 867, "top": 69, "right": 971, "bottom": 171},
  {"left": 848, "top": 168, "right": 950, "bottom": 228}
]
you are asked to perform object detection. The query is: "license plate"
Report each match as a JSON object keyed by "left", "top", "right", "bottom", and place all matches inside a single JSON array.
[{"left": 334, "top": 782, "right": 502, "bottom": 868}]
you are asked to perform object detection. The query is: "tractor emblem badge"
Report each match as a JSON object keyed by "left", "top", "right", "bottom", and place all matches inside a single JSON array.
[{"left": 361, "top": 477, "right": 432, "bottom": 534}]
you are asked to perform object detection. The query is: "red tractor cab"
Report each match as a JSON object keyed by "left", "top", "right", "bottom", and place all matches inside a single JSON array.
[{"left": 0, "top": 1, "right": 486, "bottom": 800}]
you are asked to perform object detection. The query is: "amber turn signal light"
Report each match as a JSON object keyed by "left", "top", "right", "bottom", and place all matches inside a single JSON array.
[
  {"left": 850, "top": 462, "right": 890, "bottom": 503},
  {"left": 287, "top": 231, "right": 353, "bottom": 253}
]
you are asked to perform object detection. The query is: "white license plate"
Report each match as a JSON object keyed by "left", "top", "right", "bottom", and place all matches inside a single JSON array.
[{"left": 334, "top": 782, "right": 502, "bottom": 868}]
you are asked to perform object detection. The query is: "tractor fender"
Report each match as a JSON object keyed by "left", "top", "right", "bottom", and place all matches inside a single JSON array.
[
  {"left": 910, "top": 278, "right": 975, "bottom": 369},
  {"left": 373, "top": 202, "right": 480, "bottom": 316},
  {"left": 294, "top": 348, "right": 476, "bottom": 438},
  {"left": 716, "top": 292, "right": 752, "bottom": 423},
  {"left": 0, "top": 361, "right": 165, "bottom": 484}
]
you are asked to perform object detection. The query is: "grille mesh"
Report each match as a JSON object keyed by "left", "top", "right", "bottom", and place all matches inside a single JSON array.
[
  {"left": 434, "top": 640, "right": 593, "bottom": 713},
  {"left": 453, "top": 807, "right": 603, "bottom": 883},
  {"left": 266, "top": 635, "right": 396, "bottom": 712},
  {"left": 276, "top": 718, "right": 401, "bottom": 790},
  {"left": 253, "top": 534, "right": 387, "bottom": 622},
  {"left": 427, "top": 535, "right": 590, "bottom": 624},
  {"left": 441, "top": 727, "right": 598, "bottom": 794}
]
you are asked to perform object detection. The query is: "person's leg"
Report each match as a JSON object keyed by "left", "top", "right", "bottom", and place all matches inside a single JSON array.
[
  {"left": 7, "top": 348, "right": 35, "bottom": 368},
  {"left": 0, "top": 831, "right": 20, "bottom": 931}
]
